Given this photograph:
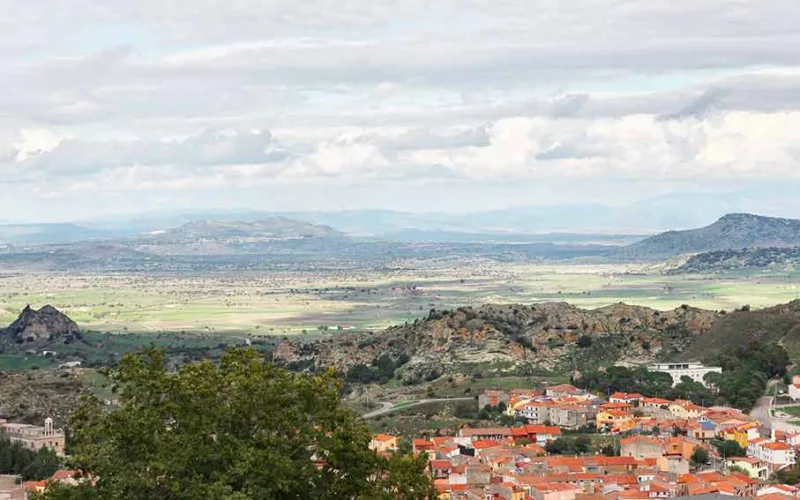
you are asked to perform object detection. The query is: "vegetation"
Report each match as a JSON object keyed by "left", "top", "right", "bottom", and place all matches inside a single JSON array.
[
  {"left": 38, "top": 348, "right": 435, "bottom": 499},
  {"left": 575, "top": 366, "right": 674, "bottom": 398},
  {"left": 0, "top": 434, "right": 61, "bottom": 481},
  {"left": 576, "top": 342, "right": 789, "bottom": 411},
  {"left": 544, "top": 437, "right": 593, "bottom": 455},
  {"left": 345, "top": 354, "right": 411, "bottom": 384},
  {"left": 711, "top": 439, "right": 747, "bottom": 458},
  {"left": 690, "top": 447, "right": 709, "bottom": 466},
  {"left": 705, "top": 341, "right": 789, "bottom": 410}
]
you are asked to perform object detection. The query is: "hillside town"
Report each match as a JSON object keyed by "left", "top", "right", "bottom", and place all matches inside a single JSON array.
[{"left": 369, "top": 384, "right": 800, "bottom": 500}]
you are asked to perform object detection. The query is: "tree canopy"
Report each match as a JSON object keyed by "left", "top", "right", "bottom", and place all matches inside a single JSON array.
[
  {"left": 0, "top": 434, "right": 60, "bottom": 481},
  {"left": 37, "top": 348, "right": 434, "bottom": 500}
]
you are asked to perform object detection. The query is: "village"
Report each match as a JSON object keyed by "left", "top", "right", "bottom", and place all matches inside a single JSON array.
[
  {"left": 3, "top": 371, "right": 800, "bottom": 498},
  {"left": 369, "top": 381, "right": 800, "bottom": 500}
]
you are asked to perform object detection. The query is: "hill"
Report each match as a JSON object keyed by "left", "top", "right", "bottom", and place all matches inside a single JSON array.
[
  {"left": 1, "top": 305, "right": 82, "bottom": 344},
  {"left": 272, "top": 302, "right": 720, "bottom": 382},
  {"left": 273, "top": 299, "right": 800, "bottom": 383},
  {"left": 150, "top": 217, "right": 344, "bottom": 241},
  {"left": 670, "top": 246, "right": 800, "bottom": 274},
  {"left": 680, "top": 300, "right": 800, "bottom": 361},
  {"left": 616, "top": 213, "right": 800, "bottom": 260}
]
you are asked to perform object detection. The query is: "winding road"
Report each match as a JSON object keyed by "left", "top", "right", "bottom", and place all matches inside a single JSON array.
[{"left": 362, "top": 397, "right": 474, "bottom": 419}]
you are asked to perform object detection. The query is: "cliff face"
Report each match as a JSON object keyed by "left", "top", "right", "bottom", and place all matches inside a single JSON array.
[
  {"left": 2, "top": 305, "right": 81, "bottom": 344},
  {"left": 271, "top": 302, "right": 720, "bottom": 381}
]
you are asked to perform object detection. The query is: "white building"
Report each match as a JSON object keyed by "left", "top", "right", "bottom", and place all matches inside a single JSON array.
[
  {"left": 788, "top": 375, "right": 800, "bottom": 400},
  {"left": 748, "top": 439, "right": 796, "bottom": 470},
  {"left": 647, "top": 361, "right": 721, "bottom": 387}
]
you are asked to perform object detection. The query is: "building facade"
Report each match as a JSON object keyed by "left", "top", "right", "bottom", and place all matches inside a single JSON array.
[
  {"left": 0, "top": 418, "right": 65, "bottom": 456},
  {"left": 647, "top": 362, "right": 722, "bottom": 387}
]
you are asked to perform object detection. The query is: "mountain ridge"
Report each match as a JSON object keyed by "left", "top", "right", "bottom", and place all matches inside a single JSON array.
[{"left": 616, "top": 213, "right": 800, "bottom": 259}]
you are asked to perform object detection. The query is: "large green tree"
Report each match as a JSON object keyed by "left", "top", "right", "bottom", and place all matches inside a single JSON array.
[{"left": 37, "top": 348, "right": 434, "bottom": 500}]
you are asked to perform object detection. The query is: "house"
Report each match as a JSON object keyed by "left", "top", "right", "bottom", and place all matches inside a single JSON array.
[
  {"left": 734, "top": 423, "right": 761, "bottom": 449},
  {"left": 601, "top": 402, "right": 635, "bottom": 413},
  {"left": 749, "top": 441, "right": 796, "bottom": 470},
  {"left": 519, "top": 401, "right": 553, "bottom": 424},
  {"left": 530, "top": 482, "right": 582, "bottom": 500},
  {"left": 686, "top": 421, "right": 717, "bottom": 441},
  {"left": 621, "top": 436, "right": 664, "bottom": 460},
  {"left": 549, "top": 404, "right": 590, "bottom": 430},
  {"left": 610, "top": 393, "right": 644, "bottom": 405},
  {"left": 369, "top": 433, "right": 399, "bottom": 453},
  {"left": 669, "top": 403, "right": 706, "bottom": 420},
  {"left": 459, "top": 427, "right": 513, "bottom": 441},
  {"left": 726, "top": 457, "right": 769, "bottom": 480},
  {"left": 596, "top": 410, "right": 635, "bottom": 433},
  {"left": 641, "top": 398, "right": 673, "bottom": 411},
  {"left": 545, "top": 384, "right": 583, "bottom": 399},
  {"left": 524, "top": 425, "right": 562, "bottom": 444},
  {"left": 413, "top": 439, "right": 436, "bottom": 458}
]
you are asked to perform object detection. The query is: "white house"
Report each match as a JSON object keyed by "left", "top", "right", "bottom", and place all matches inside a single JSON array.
[{"left": 748, "top": 439, "right": 796, "bottom": 470}]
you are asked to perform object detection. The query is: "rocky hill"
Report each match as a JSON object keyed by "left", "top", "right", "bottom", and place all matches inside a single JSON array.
[
  {"left": 615, "top": 213, "right": 800, "bottom": 260},
  {"left": 272, "top": 302, "right": 721, "bottom": 382},
  {"left": 1, "top": 305, "right": 81, "bottom": 344}
]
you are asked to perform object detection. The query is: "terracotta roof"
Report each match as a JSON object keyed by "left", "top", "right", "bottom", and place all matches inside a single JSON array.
[
  {"left": 763, "top": 442, "right": 792, "bottom": 451},
  {"left": 372, "top": 433, "right": 397, "bottom": 442},
  {"left": 429, "top": 459, "right": 451, "bottom": 469},
  {"left": 51, "top": 470, "right": 79, "bottom": 481},
  {"left": 460, "top": 427, "right": 513, "bottom": 438}
]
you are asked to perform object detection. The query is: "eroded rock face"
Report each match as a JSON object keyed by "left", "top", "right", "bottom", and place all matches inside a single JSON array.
[
  {"left": 3, "top": 305, "right": 81, "bottom": 344},
  {"left": 270, "top": 302, "right": 721, "bottom": 382}
]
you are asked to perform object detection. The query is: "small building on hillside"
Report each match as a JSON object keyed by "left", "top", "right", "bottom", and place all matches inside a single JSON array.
[
  {"left": 647, "top": 361, "right": 722, "bottom": 387},
  {"left": 478, "top": 390, "right": 510, "bottom": 409},
  {"left": 369, "top": 434, "right": 399, "bottom": 453}
]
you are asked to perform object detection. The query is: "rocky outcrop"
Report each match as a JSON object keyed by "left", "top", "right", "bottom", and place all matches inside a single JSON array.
[
  {"left": 2, "top": 305, "right": 81, "bottom": 344},
  {"left": 271, "top": 302, "right": 721, "bottom": 382}
]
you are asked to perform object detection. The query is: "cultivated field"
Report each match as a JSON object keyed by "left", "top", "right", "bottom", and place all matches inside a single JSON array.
[{"left": 1, "top": 262, "right": 798, "bottom": 335}]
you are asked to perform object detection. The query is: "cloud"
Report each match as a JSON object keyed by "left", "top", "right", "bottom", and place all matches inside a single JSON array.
[
  {"left": 19, "top": 129, "right": 288, "bottom": 177},
  {"left": 1, "top": 0, "right": 800, "bottom": 218},
  {"left": 658, "top": 87, "right": 730, "bottom": 121}
]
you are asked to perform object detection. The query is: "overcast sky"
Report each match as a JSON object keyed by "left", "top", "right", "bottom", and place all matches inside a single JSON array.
[{"left": 2, "top": 0, "right": 800, "bottom": 222}]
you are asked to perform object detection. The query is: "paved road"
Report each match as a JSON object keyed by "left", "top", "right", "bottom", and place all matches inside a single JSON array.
[
  {"left": 362, "top": 397, "right": 474, "bottom": 419},
  {"left": 750, "top": 395, "right": 800, "bottom": 433}
]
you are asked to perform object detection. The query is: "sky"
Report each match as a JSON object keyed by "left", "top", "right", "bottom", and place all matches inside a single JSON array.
[{"left": 2, "top": 0, "right": 800, "bottom": 223}]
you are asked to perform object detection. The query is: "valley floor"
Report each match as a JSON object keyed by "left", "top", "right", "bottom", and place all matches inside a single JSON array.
[{"left": 1, "top": 263, "right": 798, "bottom": 335}]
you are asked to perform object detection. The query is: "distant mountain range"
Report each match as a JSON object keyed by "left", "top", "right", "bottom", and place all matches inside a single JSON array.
[
  {"left": 3, "top": 209, "right": 800, "bottom": 268},
  {"left": 617, "top": 213, "right": 800, "bottom": 259},
  {"left": 147, "top": 218, "right": 343, "bottom": 241}
]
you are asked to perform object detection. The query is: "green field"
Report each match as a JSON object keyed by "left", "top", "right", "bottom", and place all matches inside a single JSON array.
[
  {"left": 1, "top": 264, "right": 798, "bottom": 336},
  {"left": 780, "top": 406, "right": 800, "bottom": 418},
  {"left": 0, "top": 354, "right": 53, "bottom": 371}
]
